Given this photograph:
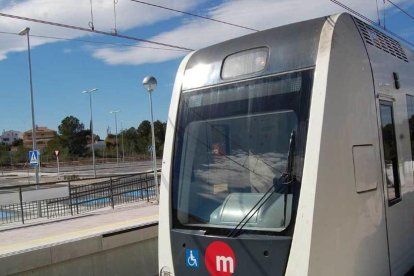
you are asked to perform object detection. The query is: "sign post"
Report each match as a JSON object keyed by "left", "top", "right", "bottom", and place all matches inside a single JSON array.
[{"left": 28, "top": 149, "right": 41, "bottom": 217}]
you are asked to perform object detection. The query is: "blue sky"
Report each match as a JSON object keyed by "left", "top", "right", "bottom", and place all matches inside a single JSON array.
[{"left": 0, "top": 0, "right": 412, "bottom": 138}]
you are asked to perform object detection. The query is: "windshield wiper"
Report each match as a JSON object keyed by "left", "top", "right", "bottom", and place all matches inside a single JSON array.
[{"left": 227, "top": 130, "right": 296, "bottom": 238}]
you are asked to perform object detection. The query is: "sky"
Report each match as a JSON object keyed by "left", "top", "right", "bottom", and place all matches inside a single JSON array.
[{"left": 0, "top": 0, "right": 413, "bottom": 138}]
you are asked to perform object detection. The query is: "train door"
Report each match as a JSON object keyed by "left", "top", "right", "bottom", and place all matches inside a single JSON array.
[{"left": 378, "top": 99, "right": 402, "bottom": 275}]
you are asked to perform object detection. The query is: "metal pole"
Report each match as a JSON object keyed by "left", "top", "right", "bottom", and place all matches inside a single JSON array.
[
  {"left": 148, "top": 92, "right": 159, "bottom": 203},
  {"left": 109, "top": 177, "right": 115, "bottom": 209},
  {"left": 23, "top": 28, "right": 41, "bottom": 217},
  {"left": 68, "top": 181, "right": 73, "bottom": 216},
  {"left": 56, "top": 155, "right": 60, "bottom": 179},
  {"left": 121, "top": 122, "right": 125, "bottom": 163},
  {"left": 19, "top": 187, "right": 24, "bottom": 224},
  {"left": 89, "top": 92, "right": 97, "bottom": 178},
  {"left": 110, "top": 110, "right": 120, "bottom": 166},
  {"left": 114, "top": 112, "right": 119, "bottom": 166}
]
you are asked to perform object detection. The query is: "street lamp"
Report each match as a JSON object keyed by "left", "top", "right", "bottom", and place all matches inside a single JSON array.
[
  {"left": 19, "top": 27, "right": 41, "bottom": 216},
  {"left": 142, "top": 76, "right": 159, "bottom": 203},
  {"left": 82, "top": 88, "right": 98, "bottom": 178},
  {"left": 109, "top": 110, "right": 120, "bottom": 166}
]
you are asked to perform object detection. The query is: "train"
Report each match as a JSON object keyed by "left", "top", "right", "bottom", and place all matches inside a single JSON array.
[{"left": 158, "top": 13, "right": 414, "bottom": 275}]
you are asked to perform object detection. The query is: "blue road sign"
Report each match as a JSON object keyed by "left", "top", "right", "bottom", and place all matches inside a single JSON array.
[{"left": 29, "top": 150, "right": 40, "bottom": 166}]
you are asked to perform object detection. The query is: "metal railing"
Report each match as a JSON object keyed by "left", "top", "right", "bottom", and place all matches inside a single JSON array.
[{"left": 0, "top": 170, "right": 159, "bottom": 225}]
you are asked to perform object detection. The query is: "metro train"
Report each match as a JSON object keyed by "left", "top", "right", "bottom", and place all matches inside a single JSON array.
[{"left": 158, "top": 13, "right": 414, "bottom": 275}]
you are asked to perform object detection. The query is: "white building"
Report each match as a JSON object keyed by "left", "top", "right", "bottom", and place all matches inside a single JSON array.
[{"left": 0, "top": 130, "right": 22, "bottom": 145}]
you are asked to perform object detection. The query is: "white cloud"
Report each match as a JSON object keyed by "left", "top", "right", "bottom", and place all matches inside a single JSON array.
[
  {"left": 0, "top": 0, "right": 204, "bottom": 60},
  {"left": 0, "top": 0, "right": 411, "bottom": 64},
  {"left": 92, "top": 0, "right": 398, "bottom": 65}
]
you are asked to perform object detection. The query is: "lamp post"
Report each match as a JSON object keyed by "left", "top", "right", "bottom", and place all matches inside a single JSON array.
[
  {"left": 142, "top": 76, "right": 159, "bottom": 203},
  {"left": 82, "top": 88, "right": 98, "bottom": 178},
  {"left": 109, "top": 110, "right": 120, "bottom": 166},
  {"left": 19, "top": 27, "right": 41, "bottom": 217}
]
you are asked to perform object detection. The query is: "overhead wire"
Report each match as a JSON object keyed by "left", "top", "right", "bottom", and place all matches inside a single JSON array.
[
  {"left": 329, "top": 0, "right": 414, "bottom": 49},
  {"left": 386, "top": 0, "right": 414, "bottom": 21},
  {"left": 329, "top": 0, "right": 378, "bottom": 25},
  {"left": 130, "top": 0, "right": 259, "bottom": 32},
  {"left": 0, "top": 1, "right": 411, "bottom": 51},
  {"left": 0, "top": 30, "right": 188, "bottom": 52},
  {"left": 0, "top": 11, "right": 194, "bottom": 51}
]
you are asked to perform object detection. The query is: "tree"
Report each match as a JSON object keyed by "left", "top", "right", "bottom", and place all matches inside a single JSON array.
[
  {"left": 137, "top": 120, "right": 151, "bottom": 138},
  {"left": 11, "top": 139, "right": 23, "bottom": 147},
  {"left": 42, "top": 134, "right": 65, "bottom": 161},
  {"left": 0, "top": 143, "right": 10, "bottom": 166},
  {"left": 105, "top": 134, "right": 116, "bottom": 149},
  {"left": 154, "top": 120, "right": 167, "bottom": 156},
  {"left": 12, "top": 144, "right": 28, "bottom": 164},
  {"left": 137, "top": 120, "right": 151, "bottom": 154},
  {"left": 121, "top": 127, "right": 139, "bottom": 155},
  {"left": 58, "top": 116, "right": 88, "bottom": 158},
  {"left": 136, "top": 120, "right": 167, "bottom": 156}
]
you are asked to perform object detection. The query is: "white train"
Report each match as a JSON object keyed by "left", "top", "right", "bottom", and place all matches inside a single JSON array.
[{"left": 158, "top": 13, "right": 414, "bottom": 275}]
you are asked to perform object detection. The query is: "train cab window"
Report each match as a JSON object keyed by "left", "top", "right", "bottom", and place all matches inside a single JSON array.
[
  {"left": 172, "top": 69, "right": 314, "bottom": 233},
  {"left": 379, "top": 101, "right": 401, "bottom": 205},
  {"left": 406, "top": 95, "right": 414, "bottom": 161}
]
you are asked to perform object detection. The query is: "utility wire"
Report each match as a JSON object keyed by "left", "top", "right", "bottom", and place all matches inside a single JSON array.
[
  {"left": 386, "top": 0, "right": 414, "bottom": 21},
  {"left": 0, "top": 30, "right": 188, "bottom": 51},
  {"left": 329, "top": 0, "right": 378, "bottom": 25},
  {"left": 0, "top": 12, "right": 193, "bottom": 51},
  {"left": 329, "top": 0, "right": 414, "bottom": 49},
  {"left": 130, "top": 0, "right": 259, "bottom": 32}
]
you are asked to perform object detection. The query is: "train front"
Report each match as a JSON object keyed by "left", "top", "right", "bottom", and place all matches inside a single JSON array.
[{"left": 159, "top": 16, "right": 327, "bottom": 276}]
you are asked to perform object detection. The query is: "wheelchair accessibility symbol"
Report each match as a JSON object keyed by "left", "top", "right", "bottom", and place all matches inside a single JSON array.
[{"left": 185, "top": 249, "right": 200, "bottom": 269}]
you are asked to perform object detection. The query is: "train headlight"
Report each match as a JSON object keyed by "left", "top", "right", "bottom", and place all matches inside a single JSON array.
[{"left": 160, "top": 266, "right": 173, "bottom": 276}]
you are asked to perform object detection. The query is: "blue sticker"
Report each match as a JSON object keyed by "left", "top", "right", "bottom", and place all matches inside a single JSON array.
[{"left": 185, "top": 249, "right": 200, "bottom": 269}]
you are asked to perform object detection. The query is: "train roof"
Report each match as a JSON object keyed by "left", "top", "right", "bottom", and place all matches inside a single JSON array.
[{"left": 182, "top": 13, "right": 413, "bottom": 91}]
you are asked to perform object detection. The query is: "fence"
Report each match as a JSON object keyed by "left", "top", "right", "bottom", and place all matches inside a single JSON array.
[{"left": 0, "top": 170, "right": 159, "bottom": 225}]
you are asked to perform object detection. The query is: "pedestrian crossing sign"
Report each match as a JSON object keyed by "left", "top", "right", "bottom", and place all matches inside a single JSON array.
[{"left": 29, "top": 150, "right": 40, "bottom": 166}]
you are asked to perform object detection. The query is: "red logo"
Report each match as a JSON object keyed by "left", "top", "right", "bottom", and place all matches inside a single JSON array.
[{"left": 205, "top": 241, "right": 236, "bottom": 276}]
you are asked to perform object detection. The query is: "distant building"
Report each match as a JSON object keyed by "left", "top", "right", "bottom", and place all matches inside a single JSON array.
[
  {"left": 23, "top": 126, "right": 57, "bottom": 149},
  {"left": 0, "top": 130, "right": 22, "bottom": 145}
]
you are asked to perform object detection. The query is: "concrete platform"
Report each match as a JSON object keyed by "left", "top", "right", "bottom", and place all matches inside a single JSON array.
[{"left": 0, "top": 202, "right": 159, "bottom": 275}]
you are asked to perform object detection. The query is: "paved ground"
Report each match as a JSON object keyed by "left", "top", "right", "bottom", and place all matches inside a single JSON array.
[{"left": 0, "top": 201, "right": 159, "bottom": 257}]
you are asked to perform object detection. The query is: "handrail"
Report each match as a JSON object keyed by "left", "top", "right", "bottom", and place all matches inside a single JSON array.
[
  {"left": 0, "top": 168, "right": 161, "bottom": 191},
  {"left": 0, "top": 170, "right": 161, "bottom": 225}
]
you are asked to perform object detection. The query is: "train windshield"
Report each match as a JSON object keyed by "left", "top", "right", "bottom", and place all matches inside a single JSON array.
[{"left": 172, "top": 69, "right": 313, "bottom": 233}]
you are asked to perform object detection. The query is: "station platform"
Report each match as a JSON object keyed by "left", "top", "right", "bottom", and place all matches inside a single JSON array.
[{"left": 0, "top": 202, "right": 159, "bottom": 275}]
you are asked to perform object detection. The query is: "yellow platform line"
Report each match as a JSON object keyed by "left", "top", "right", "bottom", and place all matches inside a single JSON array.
[{"left": 0, "top": 214, "right": 158, "bottom": 255}]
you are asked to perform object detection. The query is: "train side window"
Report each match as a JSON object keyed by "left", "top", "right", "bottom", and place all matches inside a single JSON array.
[
  {"left": 406, "top": 95, "right": 414, "bottom": 161},
  {"left": 379, "top": 101, "right": 401, "bottom": 205}
]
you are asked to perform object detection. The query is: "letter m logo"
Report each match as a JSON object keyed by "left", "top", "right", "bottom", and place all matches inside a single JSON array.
[{"left": 216, "top": 256, "right": 234, "bottom": 273}]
